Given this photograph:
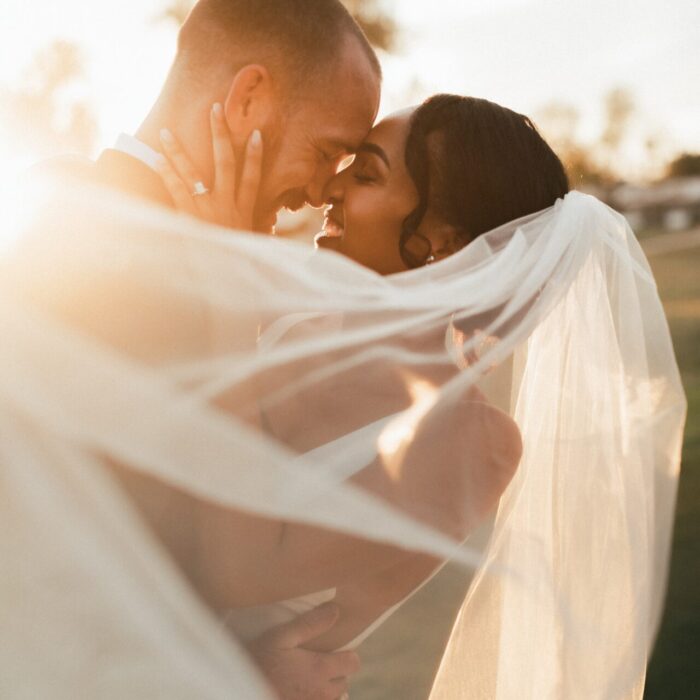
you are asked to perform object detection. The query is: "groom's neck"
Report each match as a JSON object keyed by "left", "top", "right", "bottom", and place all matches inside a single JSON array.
[{"left": 136, "top": 96, "right": 215, "bottom": 184}]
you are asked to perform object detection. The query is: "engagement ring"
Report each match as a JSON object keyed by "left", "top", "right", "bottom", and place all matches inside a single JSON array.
[{"left": 192, "top": 181, "right": 209, "bottom": 197}]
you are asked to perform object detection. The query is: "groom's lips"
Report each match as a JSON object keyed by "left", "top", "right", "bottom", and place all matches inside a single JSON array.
[{"left": 280, "top": 191, "right": 308, "bottom": 213}]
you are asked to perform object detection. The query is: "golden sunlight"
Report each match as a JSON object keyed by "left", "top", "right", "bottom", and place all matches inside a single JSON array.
[
  {"left": 377, "top": 375, "right": 438, "bottom": 481},
  {"left": 0, "top": 176, "right": 34, "bottom": 253}
]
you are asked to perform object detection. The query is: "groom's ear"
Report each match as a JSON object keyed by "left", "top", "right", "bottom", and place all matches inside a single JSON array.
[{"left": 223, "top": 65, "right": 275, "bottom": 147}]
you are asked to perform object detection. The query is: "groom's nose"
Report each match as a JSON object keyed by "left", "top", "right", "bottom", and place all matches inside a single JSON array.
[
  {"left": 306, "top": 163, "right": 340, "bottom": 208},
  {"left": 321, "top": 169, "right": 344, "bottom": 205},
  {"left": 305, "top": 186, "right": 326, "bottom": 209}
]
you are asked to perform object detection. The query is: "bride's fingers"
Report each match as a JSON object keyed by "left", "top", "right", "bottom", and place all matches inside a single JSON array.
[
  {"left": 210, "top": 103, "right": 236, "bottom": 198},
  {"left": 155, "top": 156, "right": 199, "bottom": 216},
  {"left": 159, "top": 128, "right": 206, "bottom": 194},
  {"left": 236, "top": 129, "right": 263, "bottom": 225}
]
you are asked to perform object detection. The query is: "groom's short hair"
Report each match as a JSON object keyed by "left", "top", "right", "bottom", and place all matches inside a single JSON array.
[{"left": 176, "top": 0, "right": 381, "bottom": 94}]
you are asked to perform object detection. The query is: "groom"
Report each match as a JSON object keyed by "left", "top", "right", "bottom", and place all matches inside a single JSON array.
[
  {"left": 89, "top": 0, "right": 381, "bottom": 235},
  {"left": 71, "top": 1, "right": 381, "bottom": 698}
]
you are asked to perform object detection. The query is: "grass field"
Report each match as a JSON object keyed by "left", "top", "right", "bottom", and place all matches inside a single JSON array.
[
  {"left": 643, "top": 243, "right": 700, "bottom": 699},
  {"left": 351, "top": 240, "right": 700, "bottom": 699}
]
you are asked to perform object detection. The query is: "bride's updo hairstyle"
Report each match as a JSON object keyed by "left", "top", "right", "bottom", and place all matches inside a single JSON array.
[{"left": 400, "top": 95, "right": 570, "bottom": 268}]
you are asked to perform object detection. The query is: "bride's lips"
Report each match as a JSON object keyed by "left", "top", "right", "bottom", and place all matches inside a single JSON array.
[
  {"left": 316, "top": 206, "right": 345, "bottom": 251},
  {"left": 322, "top": 206, "right": 345, "bottom": 237}
]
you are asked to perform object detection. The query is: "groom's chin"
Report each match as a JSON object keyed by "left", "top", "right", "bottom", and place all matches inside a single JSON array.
[{"left": 255, "top": 212, "right": 278, "bottom": 235}]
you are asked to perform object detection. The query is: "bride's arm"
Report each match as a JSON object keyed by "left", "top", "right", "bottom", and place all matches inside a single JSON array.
[
  {"left": 283, "top": 398, "right": 522, "bottom": 652},
  {"left": 193, "top": 394, "right": 522, "bottom": 610},
  {"left": 303, "top": 552, "right": 442, "bottom": 653},
  {"left": 191, "top": 496, "right": 413, "bottom": 609}
]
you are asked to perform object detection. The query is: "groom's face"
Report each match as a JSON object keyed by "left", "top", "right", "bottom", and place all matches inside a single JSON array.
[{"left": 253, "top": 44, "right": 380, "bottom": 232}]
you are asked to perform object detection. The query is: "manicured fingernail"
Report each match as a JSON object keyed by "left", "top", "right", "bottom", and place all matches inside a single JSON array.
[
  {"left": 160, "top": 128, "right": 174, "bottom": 144},
  {"left": 212, "top": 102, "right": 224, "bottom": 119},
  {"left": 250, "top": 129, "right": 262, "bottom": 148},
  {"left": 154, "top": 154, "right": 167, "bottom": 170}
]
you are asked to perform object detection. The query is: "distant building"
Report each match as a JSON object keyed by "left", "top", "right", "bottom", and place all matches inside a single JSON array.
[{"left": 608, "top": 177, "right": 700, "bottom": 232}]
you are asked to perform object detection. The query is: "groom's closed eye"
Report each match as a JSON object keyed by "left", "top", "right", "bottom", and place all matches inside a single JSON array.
[
  {"left": 318, "top": 144, "right": 356, "bottom": 174},
  {"left": 323, "top": 138, "right": 357, "bottom": 154},
  {"left": 317, "top": 139, "right": 358, "bottom": 162},
  {"left": 322, "top": 151, "right": 348, "bottom": 169}
]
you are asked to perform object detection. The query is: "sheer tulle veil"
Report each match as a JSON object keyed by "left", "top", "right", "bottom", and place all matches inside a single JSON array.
[{"left": 0, "top": 175, "right": 685, "bottom": 699}]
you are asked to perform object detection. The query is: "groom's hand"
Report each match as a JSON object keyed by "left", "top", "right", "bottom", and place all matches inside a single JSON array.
[{"left": 247, "top": 602, "right": 359, "bottom": 700}]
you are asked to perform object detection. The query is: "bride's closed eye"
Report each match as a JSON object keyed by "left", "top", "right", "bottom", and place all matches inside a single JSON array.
[
  {"left": 352, "top": 171, "right": 377, "bottom": 185},
  {"left": 350, "top": 157, "right": 381, "bottom": 185}
]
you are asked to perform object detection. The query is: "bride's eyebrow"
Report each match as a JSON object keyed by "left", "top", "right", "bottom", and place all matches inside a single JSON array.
[{"left": 357, "top": 143, "right": 390, "bottom": 168}]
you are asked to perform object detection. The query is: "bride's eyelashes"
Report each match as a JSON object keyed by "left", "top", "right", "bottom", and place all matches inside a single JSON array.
[
  {"left": 350, "top": 160, "right": 380, "bottom": 185},
  {"left": 352, "top": 172, "right": 376, "bottom": 185}
]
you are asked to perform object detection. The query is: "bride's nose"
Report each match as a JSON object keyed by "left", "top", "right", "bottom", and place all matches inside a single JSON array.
[{"left": 322, "top": 169, "right": 346, "bottom": 205}]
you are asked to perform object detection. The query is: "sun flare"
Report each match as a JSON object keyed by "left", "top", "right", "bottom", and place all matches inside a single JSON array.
[{"left": 377, "top": 375, "right": 438, "bottom": 481}]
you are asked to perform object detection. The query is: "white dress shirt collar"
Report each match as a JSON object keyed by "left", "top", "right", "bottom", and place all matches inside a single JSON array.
[{"left": 114, "top": 133, "right": 162, "bottom": 173}]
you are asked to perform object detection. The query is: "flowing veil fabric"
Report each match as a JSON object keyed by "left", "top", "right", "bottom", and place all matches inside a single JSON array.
[{"left": 0, "top": 176, "right": 685, "bottom": 699}]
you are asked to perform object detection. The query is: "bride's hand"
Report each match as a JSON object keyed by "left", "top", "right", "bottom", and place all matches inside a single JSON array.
[{"left": 156, "top": 103, "right": 263, "bottom": 231}]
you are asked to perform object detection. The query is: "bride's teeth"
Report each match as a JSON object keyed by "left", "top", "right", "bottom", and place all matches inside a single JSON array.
[{"left": 324, "top": 220, "right": 344, "bottom": 238}]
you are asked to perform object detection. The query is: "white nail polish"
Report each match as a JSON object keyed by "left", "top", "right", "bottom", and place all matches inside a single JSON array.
[
  {"left": 160, "top": 128, "right": 174, "bottom": 144},
  {"left": 250, "top": 129, "right": 262, "bottom": 147},
  {"left": 212, "top": 103, "right": 224, "bottom": 119}
]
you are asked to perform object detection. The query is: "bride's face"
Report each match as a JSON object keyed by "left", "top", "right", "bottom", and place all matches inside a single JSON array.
[{"left": 317, "top": 110, "right": 422, "bottom": 275}]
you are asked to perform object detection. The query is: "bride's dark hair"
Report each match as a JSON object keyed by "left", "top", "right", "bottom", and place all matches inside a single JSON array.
[{"left": 400, "top": 95, "right": 570, "bottom": 268}]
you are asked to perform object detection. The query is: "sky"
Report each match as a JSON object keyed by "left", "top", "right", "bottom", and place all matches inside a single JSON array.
[{"left": 1, "top": 0, "right": 698, "bottom": 177}]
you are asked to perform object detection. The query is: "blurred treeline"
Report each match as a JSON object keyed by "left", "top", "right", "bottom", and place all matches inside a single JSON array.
[
  {"left": 1, "top": 0, "right": 697, "bottom": 187},
  {"left": 535, "top": 88, "right": 700, "bottom": 186}
]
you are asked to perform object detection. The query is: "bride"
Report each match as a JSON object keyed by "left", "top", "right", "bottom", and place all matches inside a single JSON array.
[
  {"left": 151, "top": 91, "right": 682, "bottom": 695},
  {"left": 0, "top": 93, "right": 684, "bottom": 700},
  {"left": 134, "top": 93, "right": 566, "bottom": 643}
]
